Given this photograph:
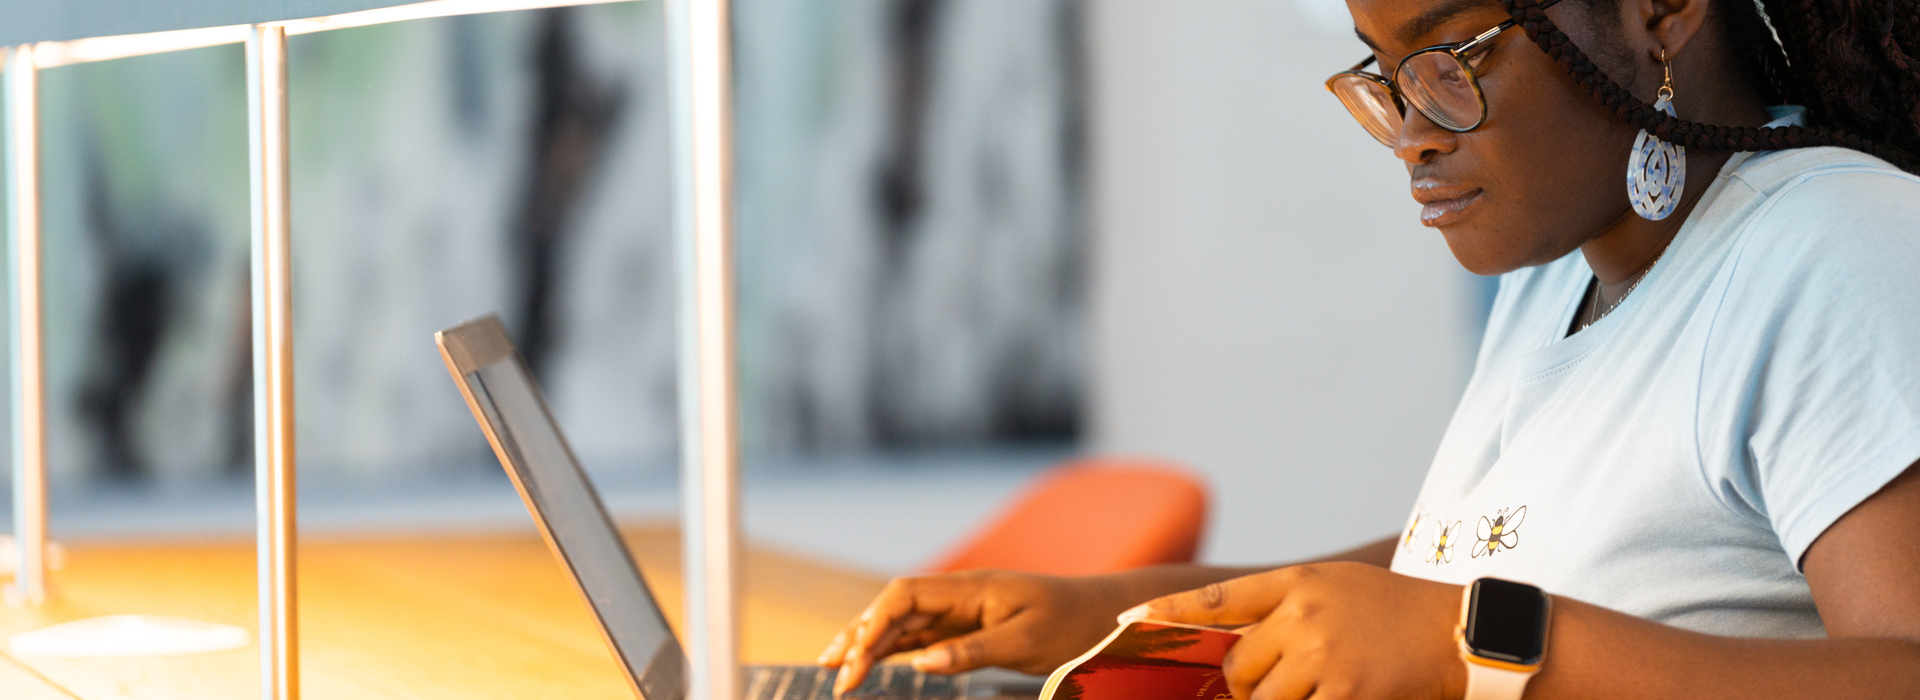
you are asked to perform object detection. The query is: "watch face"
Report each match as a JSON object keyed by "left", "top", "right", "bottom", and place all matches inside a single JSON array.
[{"left": 1463, "top": 578, "right": 1548, "bottom": 665}]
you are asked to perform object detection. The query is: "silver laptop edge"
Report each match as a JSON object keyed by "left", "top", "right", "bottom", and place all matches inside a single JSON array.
[
  {"left": 437, "top": 315, "right": 685, "bottom": 700},
  {"left": 436, "top": 314, "right": 1037, "bottom": 700}
]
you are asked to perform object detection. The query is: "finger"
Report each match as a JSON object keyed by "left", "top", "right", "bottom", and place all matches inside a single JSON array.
[
  {"left": 866, "top": 612, "right": 937, "bottom": 657},
  {"left": 838, "top": 619, "right": 902, "bottom": 695},
  {"left": 891, "top": 625, "right": 946, "bottom": 653},
  {"left": 845, "top": 609, "right": 954, "bottom": 693},
  {"left": 822, "top": 607, "right": 941, "bottom": 666},
  {"left": 1125, "top": 568, "right": 1305, "bottom": 627},
  {"left": 1247, "top": 653, "right": 1316, "bottom": 700},
  {"left": 817, "top": 628, "right": 852, "bottom": 666},
  {"left": 1219, "top": 625, "right": 1280, "bottom": 700},
  {"left": 822, "top": 581, "right": 913, "bottom": 686},
  {"left": 837, "top": 609, "right": 940, "bottom": 694},
  {"left": 837, "top": 647, "right": 873, "bottom": 695},
  {"left": 829, "top": 576, "right": 976, "bottom": 685},
  {"left": 820, "top": 598, "right": 882, "bottom": 667},
  {"left": 846, "top": 579, "right": 979, "bottom": 660},
  {"left": 836, "top": 623, "right": 901, "bottom": 696},
  {"left": 908, "top": 622, "right": 1034, "bottom": 675}
]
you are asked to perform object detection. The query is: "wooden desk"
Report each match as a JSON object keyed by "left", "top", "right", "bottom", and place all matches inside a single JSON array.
[{"left": 0, "top": 523, "right": 887, "bottom": 699}]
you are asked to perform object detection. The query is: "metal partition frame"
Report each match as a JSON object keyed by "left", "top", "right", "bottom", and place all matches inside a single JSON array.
[
  {"left": 247, "top": 24, "right": 299, "bottom": 700},
  {"left": 666, "top": 1, "right": 741, "bottom": 700},
  {"left": 2, "top": 2, "right": 740, "bottom": 699},
  {"left": 4, "top": 41, "right": 49, "bottom": 608}
]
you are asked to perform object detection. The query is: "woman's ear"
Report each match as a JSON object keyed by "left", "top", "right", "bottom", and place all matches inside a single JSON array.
[{"left": 1633, "top": 0, "right": 1712, "bottom": 60}]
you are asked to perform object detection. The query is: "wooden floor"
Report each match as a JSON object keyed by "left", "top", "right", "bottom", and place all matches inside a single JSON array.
[{"left": 0, "top": 524, "right": 887, "bottom": 699}]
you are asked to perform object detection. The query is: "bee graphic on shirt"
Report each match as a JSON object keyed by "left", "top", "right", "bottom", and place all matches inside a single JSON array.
[
  {"left": 1400, "top": 507, "right": 1428, "bottom": 553},
  {"left": 1425, "top": 520, "right": 1461, "bottom": 564},
  {"left": 1472, "top": 506, "right": 1527, "bottom": 558}
]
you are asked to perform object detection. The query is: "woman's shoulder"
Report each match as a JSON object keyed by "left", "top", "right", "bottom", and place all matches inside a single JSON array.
[
  {"left": 1700, "top": 148, "right": 1920, "bottom": 362},
  {"left": 1721, "top": 147, "right": 1920, "bottom": 282},
  {"left": 1729, "top": 146, "right": 1920, "bottom": 216}
]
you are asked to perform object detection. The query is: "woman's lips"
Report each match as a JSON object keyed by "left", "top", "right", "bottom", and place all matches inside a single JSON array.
[{"left": 1411, "top": 182, "right": 1483, "bottom": 227}]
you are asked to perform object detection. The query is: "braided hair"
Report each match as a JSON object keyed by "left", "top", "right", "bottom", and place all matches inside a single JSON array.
[{"left": 1496, "top": 0, "right": 1920, "bottom": 173}]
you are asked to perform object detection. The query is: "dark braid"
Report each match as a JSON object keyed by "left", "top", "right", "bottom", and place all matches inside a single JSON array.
[
  {"left": 1721, "top": 0, "right": 1797, "bottom": 106},
  {"left": 1756, "top": 0, "right": 1920, "bottom": 158},
  {"left": 1496, "top": 0, "right": 1920, "bottom": 173}
]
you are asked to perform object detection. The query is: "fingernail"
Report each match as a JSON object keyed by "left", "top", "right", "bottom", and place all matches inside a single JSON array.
[
  {"left": 912, "top": 647, "right": 950, "bottom": 672},
  {"left": 1116, "top": 604, "right": 1150, "bottom": 625}
]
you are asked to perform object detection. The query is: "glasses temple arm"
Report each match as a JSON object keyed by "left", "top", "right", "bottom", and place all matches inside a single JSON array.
[{"left": 1459, "top": 0, "right": 1563, "bottom": 54}]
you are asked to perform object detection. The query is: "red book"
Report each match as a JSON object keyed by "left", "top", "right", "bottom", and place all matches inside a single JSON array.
[{"left": 1039, "top": 621, "right": 1243, "bottom": 700}]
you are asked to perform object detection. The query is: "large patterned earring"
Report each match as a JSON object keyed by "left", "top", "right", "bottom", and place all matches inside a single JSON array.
[{"left": 1627, "top": 50, "right": 1685, "bottom": 221}]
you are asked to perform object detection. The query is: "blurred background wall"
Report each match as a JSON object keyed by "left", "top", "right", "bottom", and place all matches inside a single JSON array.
[
  {"left": 7, "top": 0, "right": 1085, "bottom": 485},
  {"left": 0, "top": 0, "right": 1483, "bottom": 573},
  {"left": 1087, "top": 0, "right": 1482, "bottom": 564}
]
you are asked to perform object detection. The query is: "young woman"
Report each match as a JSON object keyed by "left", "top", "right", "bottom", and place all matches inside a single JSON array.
[{"left": 818, "top": 1, "right": 1920, "bottom": 697}]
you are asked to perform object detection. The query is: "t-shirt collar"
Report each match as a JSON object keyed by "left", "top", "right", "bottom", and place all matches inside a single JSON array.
[{"left": 1763, "top": 105, "right": 1808, "bottom": 128}]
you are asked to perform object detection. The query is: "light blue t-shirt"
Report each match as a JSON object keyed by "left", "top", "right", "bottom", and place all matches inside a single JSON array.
[{"left": 1389, "top": 115, "right": 1920, "bottom": 639}]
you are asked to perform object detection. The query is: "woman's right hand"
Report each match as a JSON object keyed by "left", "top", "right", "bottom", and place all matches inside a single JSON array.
[{"left": 815, "top": 570, "right": 1134, "bottom": 695}]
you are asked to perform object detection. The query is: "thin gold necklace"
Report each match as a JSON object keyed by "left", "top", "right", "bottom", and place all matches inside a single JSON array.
[
  {"left": 1578, "top": 268, "right": 1650, "bottom": 332},
  {"left": 1577, "top": 227, "right": 1679, "bottom": 333}
]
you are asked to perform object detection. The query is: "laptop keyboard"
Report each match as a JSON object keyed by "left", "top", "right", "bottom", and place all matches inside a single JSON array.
[{"left": 746, "top": 665, "right": 959, "bottom": 700}]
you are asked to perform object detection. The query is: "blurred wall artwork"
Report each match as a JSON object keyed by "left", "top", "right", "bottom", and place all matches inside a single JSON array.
[{"left": 3, "top": 0, "right": 1087, "bottom": 490}]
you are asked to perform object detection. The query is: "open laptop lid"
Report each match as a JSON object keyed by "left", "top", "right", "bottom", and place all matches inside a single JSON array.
[{"left": 436, "top": 315, "right": 686, "bottom": 700}]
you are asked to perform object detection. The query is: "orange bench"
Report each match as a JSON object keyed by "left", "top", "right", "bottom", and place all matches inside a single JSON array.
[{"left": 924, "top": 458, "right": 1209, "bottom": 576}]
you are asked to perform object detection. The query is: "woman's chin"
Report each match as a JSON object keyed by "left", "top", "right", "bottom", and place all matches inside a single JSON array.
[{"left": 1437, "top": 228, "right": 1534, "bottom": 278}]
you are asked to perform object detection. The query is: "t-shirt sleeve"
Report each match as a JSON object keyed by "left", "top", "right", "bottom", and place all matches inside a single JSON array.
[{"left": 1702, "top": 168, "right": 1920, "bottom": 568}]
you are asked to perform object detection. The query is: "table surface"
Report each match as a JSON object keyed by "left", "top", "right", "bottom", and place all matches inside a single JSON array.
[{"left": 0, "top": 523, "right": 889, "bottom": 699}]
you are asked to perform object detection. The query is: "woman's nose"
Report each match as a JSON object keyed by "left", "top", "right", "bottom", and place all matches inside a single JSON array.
[{"left": 1392, "top": 107, "right": 1460, "bottom": 165}]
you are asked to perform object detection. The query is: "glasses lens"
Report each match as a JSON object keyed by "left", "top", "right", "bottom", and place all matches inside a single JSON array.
[
  {"left": 1397, "top": 51, "right": 1484, "bottom": 131},
  {"left": 1329, "top": 75, "right": 1402, "bottom": 147}
]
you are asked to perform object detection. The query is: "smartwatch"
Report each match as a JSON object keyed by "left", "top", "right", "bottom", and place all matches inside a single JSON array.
[{"left": 1455, "top": 577, "right": 1550, "bottom": 700}]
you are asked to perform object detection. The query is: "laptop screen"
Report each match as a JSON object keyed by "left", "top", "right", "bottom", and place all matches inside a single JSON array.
[{"left": 442, "top": 318, "right": 685, "bottom": 700}]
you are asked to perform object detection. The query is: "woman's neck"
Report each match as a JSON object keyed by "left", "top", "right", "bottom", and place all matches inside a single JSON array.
[
  {"left": 1578, "top": 148, "right": 1730, "bottom": 292},
  {"left": 1578, "top": 37, "right": 1777, "bottom": 301}
]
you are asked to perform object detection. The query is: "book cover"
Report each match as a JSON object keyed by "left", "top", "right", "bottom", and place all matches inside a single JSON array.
[{"left": 1038, "top": 620, "right": 1242, "bottom": 700}]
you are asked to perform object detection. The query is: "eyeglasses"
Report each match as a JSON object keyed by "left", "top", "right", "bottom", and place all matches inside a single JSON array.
[{"left": 1325, "top": 0, "right": 1561, "bottom": 147}]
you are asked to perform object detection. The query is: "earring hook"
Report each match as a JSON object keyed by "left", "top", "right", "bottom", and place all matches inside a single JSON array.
[{"left": 1657, "top": 48, "right": 1674, "bottom": 102}]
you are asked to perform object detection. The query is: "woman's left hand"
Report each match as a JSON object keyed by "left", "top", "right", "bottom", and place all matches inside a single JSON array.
[{"left": 1122, "top": 562, "right": 1467, "bottom": 700}]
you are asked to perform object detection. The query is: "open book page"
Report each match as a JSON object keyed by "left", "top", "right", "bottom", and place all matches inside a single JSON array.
[{"left": 1037, "top": 620, "right": 1242, "bottom": 700}]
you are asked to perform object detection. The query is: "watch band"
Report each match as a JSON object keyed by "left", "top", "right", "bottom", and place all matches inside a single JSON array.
[{"left": 1462, "top": 660, "right": 1534, "bottom": 700}]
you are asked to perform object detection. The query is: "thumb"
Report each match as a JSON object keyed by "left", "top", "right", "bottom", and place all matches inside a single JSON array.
[{"left": 908, "top": 624, "right": 1029, "bottom": 675}]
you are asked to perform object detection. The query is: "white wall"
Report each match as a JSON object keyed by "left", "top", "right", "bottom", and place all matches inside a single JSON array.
[{"left": 1087, "top": 0, "right": 1483, "bottom": 565}]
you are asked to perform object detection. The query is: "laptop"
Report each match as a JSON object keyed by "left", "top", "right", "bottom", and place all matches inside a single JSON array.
[{"left": 435, "top": 315, "right": 1042, "bottom": 700}]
